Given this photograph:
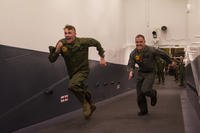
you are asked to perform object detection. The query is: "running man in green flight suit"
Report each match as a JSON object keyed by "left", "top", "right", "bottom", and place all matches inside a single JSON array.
[
  {"left": 48, "top": 25, "right": 107, "bottom": 119},
  {"left": 127, "top": 34, "right": 171, "bottom": 116}
]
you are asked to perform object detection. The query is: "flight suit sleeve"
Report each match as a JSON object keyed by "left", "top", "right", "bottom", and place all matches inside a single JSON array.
[
  {"left": 86, "top": 38, "right": 105, "bottom": 58},
  {"left": 48, "top": 46, "right": 59, "bottom": 63},
  {"left": 127, "top": 52, "right": 135, "bottom": 72},
  {"left": 154, "top": 48, "right": 172, "bottom": 64},
  {"left": 48, "top": 39, "right": 65, "bottom": 63}
]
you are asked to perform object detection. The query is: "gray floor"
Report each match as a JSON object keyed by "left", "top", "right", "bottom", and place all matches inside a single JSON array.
[{"left": 15, "top": 76, "right": 200, "bottom": 133}]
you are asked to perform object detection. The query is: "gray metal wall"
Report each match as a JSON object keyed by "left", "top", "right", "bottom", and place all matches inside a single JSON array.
[
  {"left": 185, "top": 55, "right": 200, "bottom": 119},
  {"left": 0, "top": 45, "right": 135, "bottom": 133}
]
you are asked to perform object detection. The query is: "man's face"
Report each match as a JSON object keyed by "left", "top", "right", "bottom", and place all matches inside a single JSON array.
[
  {"left": 135, "top": 37, "right": 145, "bottom": 50},
  {"left": 64, "top": 28, "right": 76, "bottom": 43}
]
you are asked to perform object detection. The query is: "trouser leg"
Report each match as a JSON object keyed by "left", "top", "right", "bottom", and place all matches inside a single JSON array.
[
  {"left": 141, "top": 72, "right": 157, "bottom": 106},
  {"left": 137, "top": 93, "right": 148, "bottom": 113},
  {"left": 136, "top": 75, "right": 148, "bottom": 113},
  {"left": 161, "top": 71, "right": 165, "bottom": 83},
  {"left": 157, "top": 71, "right": 161, "bottom": 83},
  {"left": 179, "top": 73, "right": 184, "bottom": 86},
  {"left": 141, "top": 73, "right": 155, "bottom": 93},
  {"left": 68, "top": 72, "right": 96, "bottom": 119},
  {"left": 145, "top": 90, "right": 157, "bottom": 106},
  {"left": 68, "top": 72, "right": 91, "bottom": 104},
  {"left": 85, "top": 89, "right": 92, "bottom": 104}
]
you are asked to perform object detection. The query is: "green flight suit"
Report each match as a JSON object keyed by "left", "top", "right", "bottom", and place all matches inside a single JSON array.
[
  {"left": 48, "top": 37, "right": 105, "bottom": 105},
  {"left": 127, "top": 46, "right": 171, "bottom": 113},
  {"left": 155, "top": 57, "right": 166, "bottom": 84},
  {"left": 178, "top": 61, "right": 185, "bottom": 86}
]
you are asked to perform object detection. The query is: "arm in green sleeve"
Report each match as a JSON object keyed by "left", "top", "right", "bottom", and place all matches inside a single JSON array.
[
  {"left": 48, "top": 46, "right": 59, "bottom": 63},
  {"left": 127, "top": 53, "right": 135, "bottom": 72},
  {"left": 154, "top": 48, "right": 172, "bottom": 64},
  {"left": 86, "top": 38, "right": 105, "bottom": 58}
]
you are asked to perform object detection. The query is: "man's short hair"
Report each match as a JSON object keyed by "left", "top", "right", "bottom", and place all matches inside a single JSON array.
[
  {"left": 135, "top": 34, "right": 145, "bottom": 40},
  {"left": 63, "top": 24, "right": 76, "bottom": 32}
]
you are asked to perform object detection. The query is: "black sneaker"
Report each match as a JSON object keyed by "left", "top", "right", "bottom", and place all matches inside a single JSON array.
[
  {"left": 137, "top": 111, "right": 148, "bottom": 116},
  {"left": 151, "top": 91, "right": 157, "bottom": 106},
  {"left": 90, "top": 105, "right": 96, "bottom": 115}
]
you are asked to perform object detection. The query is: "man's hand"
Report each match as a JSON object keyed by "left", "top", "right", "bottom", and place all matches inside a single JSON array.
[
  {"left": 55, "top": 41, "right": 63, "bottom": 53},
  {"left": 128, "top": 71, "right": 134, "bottom": 80},
  {"left": 100, "top": 57, "right": 107, "bottom": 66}
]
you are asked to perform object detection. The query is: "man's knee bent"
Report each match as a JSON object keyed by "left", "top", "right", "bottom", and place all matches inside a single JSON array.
[{"left": 68, "top": 82, "right": 85, "bottom": 92}]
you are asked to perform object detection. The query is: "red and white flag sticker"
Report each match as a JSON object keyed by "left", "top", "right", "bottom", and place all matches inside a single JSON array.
[{"left": 60, "top": 95, "right": 69, "bottom": 103}]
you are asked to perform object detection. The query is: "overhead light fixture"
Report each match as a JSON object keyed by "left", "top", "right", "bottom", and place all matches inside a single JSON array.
[{"left": 186, "top": 3, "right": 191, "bottom": 13}]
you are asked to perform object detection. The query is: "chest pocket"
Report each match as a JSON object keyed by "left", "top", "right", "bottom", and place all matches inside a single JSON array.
[
  {"left": 142, "top": 53, "right": 153, "bottom": 63},
  {"left": 71, "top": 44, "right": 88, "bottom": 60},
  {"left": 72, "top": 44, "right": 87, "bottom": 52}
]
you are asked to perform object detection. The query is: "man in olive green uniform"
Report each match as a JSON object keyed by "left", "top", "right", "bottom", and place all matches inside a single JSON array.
[
  {"left": 178, "top": 56, "right": 185, "bottom": 86},
  {"left": 127, "top": 34, "right": 171, "bottom": 116},
  {"left": 155, "top": 57, "right": 166, "bottom": 84},
  {"left": 173, "top": 58, "right": 179, "bottom": 82},
  {"left": 48, "top": 25, "right": 107, "bottom": 119}
]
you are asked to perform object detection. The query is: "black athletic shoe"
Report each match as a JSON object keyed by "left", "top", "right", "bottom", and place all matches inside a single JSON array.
[
  {"left": 90, "top": 105, "right": 96, "bottom": 115},
  {"left": 151, "top": 91, "right": 157, "bottom": 106},
  {"left": 137, "top": 111, "right": 148, "bottom": 116}
]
